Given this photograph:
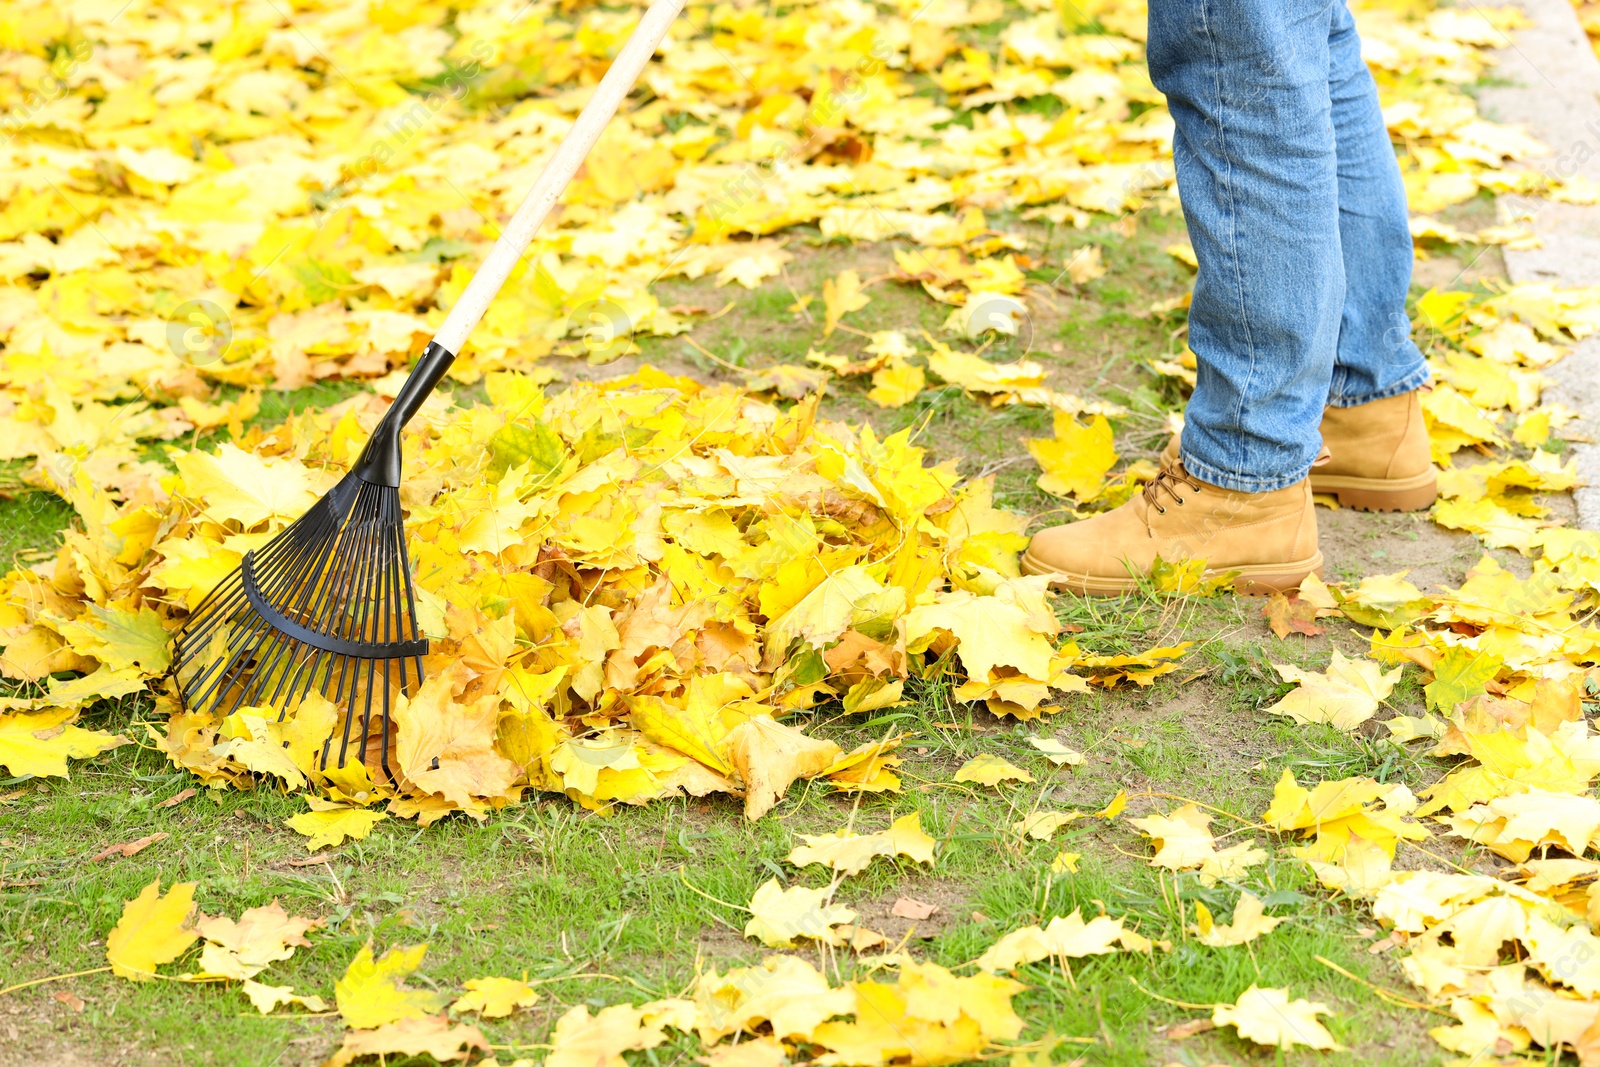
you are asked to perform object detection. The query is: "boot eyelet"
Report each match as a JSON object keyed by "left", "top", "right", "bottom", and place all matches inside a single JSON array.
[
  {"left": 1154, "top": 505, "right": 1166, "bottom": 515},
  {"left": 1175, "top": 497, "right": 1185, "bottom": 506}
]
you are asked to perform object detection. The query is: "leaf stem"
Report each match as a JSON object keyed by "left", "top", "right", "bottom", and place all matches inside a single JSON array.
[{"left": 0, "top": 966, "right": 112, "bottom": 997}]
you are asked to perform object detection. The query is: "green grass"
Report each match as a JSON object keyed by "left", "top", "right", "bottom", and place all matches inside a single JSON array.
[{"left": 3, "top": 580, "right": 1464, "bottom": 1066}]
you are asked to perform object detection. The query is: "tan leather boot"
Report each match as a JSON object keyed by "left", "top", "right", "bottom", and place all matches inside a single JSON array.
[
  {"left": 1311, "top": 390, "right": 1437, "bottom": 511},
  {"left": 1020, "top": 460, "right": 1323, "bottom": 596}
]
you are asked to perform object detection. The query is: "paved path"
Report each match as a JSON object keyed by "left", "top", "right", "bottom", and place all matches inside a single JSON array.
[{"left": 1479, "top": 0, "right": 1600, "bottom": 529}]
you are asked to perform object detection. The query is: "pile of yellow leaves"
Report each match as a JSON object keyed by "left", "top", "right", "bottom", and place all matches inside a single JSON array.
[{"left": 1, "top": 367, "right": 1119, "bottom": 828}]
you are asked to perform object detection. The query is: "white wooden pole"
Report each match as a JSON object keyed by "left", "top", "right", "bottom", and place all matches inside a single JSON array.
[{"left": 430, "top": 0, "right": 687, "bottom": 355}]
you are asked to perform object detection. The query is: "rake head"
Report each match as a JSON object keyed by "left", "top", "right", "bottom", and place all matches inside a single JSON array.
[{"left": 169, "top": 343, "right": 454, "bottom": 778}]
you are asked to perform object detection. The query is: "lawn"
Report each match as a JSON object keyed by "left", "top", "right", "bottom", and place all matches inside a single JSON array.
[{"left": 3, "top": 0, "right": 1597, "bottom": 1064}]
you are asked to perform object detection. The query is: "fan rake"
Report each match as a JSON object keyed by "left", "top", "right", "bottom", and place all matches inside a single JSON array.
[
  {"left": 169, "top": 346, "right": 448, "bottom": 777},
  {"left": 167, "top": 0, "right": 687, "bottom": 776}
]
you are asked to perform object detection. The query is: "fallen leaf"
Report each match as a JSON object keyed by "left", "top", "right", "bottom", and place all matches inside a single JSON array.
[
  {"left": 286, "top": 798, "right": 387, "bottom": 851},
  {"left": 195, "top": 901, "right": 319, "bottom": 979},
  {"left": 1165, "top": 1019, "right": 1215, "bottom": 1040},
  {"left": 91, "top": 832, "right": 168, "bottom": 862},
  {"left": 1013, "top": 811, "right": 1083, "bottom": 840},
  {"left": 451, "top": 976, "right": 541, "bottom": 1018},
  {"left": 240, "top": 980, "right": 329, "bottom": 1014},
  {"left": 822, "top": 270, "right": 872, "bottom": 336},
  {"left": 787, "top": 812, "right": 936, "bottom": 876},
  {"left": 1192, "top": 893, "right": 1283, "bottom": 948},
  {"left": 744, "top": 878, "right": 856, "bottom": 948},
  {"left": 0, "top": 707, "right": 129, "bottom": 779},
  {"left": 1211, "top": 985, "right": 1341, "bottom": 1051},
  {"left": 1267, "top": 650, "right": 1403, "bottom": 730},
  {"left": 891, "top": 896, "right": 938, "bottom": 920},
  {"left": 1024, "top": 413, "right": 1117, "bottom": 500},
  {"left": 334, "top": 942, "right": 449, "bottom": 1030},
  {"left": 106, "top": 880, "right": 199, "bottom": 981},
  {"left": 1050, "top": 851, "right": 1080, "bottom": 874},
  {"left": 324, "top": 1015, "right": 488, "bottom": 1067},
  {"left": 1027, "top": 737, "right": 1083, "bottom": 766},
  {"left": 546, "top": 1002, "right": 672, "bottom": 1067},
  {"left": 953, "top": 754, "right": 1035, "bottom": 787},
  {"left": 1262, "top": 593, "right": 1326, "bottom": 639}
]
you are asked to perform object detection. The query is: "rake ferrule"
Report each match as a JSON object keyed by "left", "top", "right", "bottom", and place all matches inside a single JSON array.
[{"left": 350, "top": 341, "right": 455, "bottom": 487}]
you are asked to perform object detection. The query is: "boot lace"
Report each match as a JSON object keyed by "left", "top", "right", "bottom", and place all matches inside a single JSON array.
[{"left": 1142, "top": 463, "right": 1203, "bottom": 515}]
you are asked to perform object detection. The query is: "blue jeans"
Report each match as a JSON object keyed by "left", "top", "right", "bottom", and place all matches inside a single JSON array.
[{"left": 1148, "top": 0, "right": 1431, "bottom": 493}]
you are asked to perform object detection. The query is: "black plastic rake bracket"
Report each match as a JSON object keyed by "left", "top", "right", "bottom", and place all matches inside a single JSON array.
[{"left": 240, "top": 550, "right": 429, "bottom": 660}]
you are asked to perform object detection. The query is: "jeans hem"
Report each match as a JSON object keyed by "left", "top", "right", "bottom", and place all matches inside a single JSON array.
[
  {"left": 1327, "top": 365, "right": 1432, "bottom": 408},
  {"left": 1178, "top": 448, "right": 1313, "bottom": 495}
]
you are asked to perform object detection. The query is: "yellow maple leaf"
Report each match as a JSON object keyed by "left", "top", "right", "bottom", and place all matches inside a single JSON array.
[
  {"left": 725, "top": 715, "right": 841, "bottom": 820},
  {"left": 975, "top": 909, "right": 1127, "bottom": 971},
  {"left": 1027, "top": 737, "right": 1083, "bottom": 765},
  {"left": 1024, "top": 412, "right": 1117, "bottom": 500},
  {"left": 240, "top": 980, "right": 329, "bottom": 1014},
  {"left": 812, "top": 979, "right": 985, "bottom": 1065},
  {"left": 285, "top": 797, "right": 387, "bottom": 851},
  {"left": 1266, "top": 650, "right": 1404, "bottom": 730},
  {"left": 1192, "top": 893, "right": 1282, "bottom": 947},
  {"left": 547, "top": 1003, "right": 672, "bottom": 1067},
  {"left": 323, "top": 1016, "right": 488, "bottom": 1067},
  {"left": 0, "top": 707, "right": 128, "bottom": 778},
  {"left": 106, "top": 879, "right": 199, "bottom": 981},
  {"left": 1130, "top": 803, "right": 1266, "bottom": 882},
  {"left": 1212, "top": 986, "right": 1342, "bottom": 1051},
  {"left": 866, "top": 358, "right": 926, "bottom": 408},
  {"left": 392, "top": 675, "right": 521, "bottom": 808},
  {"left": 903, "top": 590, "right": 1056, "bottom": 683},
  {"left": 451, "top": 976, "right": 541, "bottom": 1018},
  {"left": 897, "top": 960, "right": 1023, "bottom": 1040},
  {"left": 694, "top": 955, "right": 857, "bottom": 1043},
  {"left": 195, "top": 901, "right": 318, "bottom": 979},
  {"left": 743, "top": 878, "right": 856, "bottom": 948},
  {"left": 822, "top": 269, "right": 871, "bottom": 336},
  {"left": 333, "top": 942, "right": 449, "bottom": 1030},
  {"left": 787, "top": 812, "right": 936, "bottom": 875},
  {"left": 953, "top": 753, "right": 1034, "bottom": 787},
  {"left": 172, "top": 443, "right": 321, "bottom": 529},
  {"left": 1012, "top": 811, "right": 1083, "bottom": 840}
]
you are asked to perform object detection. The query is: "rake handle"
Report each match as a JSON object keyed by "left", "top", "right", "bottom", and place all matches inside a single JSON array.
[
  {"left": 430, "top": 0, "right": 688, "bottom": 356},
  {"left": 354, "top": 0, "right": 686, "bottom": 487}
]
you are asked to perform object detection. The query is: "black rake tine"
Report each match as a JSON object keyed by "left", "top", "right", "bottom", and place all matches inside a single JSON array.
[{"left": 173, "top": 346, "right": 452, "bottom": 784}]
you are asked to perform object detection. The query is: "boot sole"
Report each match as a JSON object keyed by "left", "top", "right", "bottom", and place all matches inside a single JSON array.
[
  {"left": 1020, "top": 551, "right": 1324, "bottom": 598},
  {"left": 1309, "top": 469, "right": 1437, "bottom": 512}
]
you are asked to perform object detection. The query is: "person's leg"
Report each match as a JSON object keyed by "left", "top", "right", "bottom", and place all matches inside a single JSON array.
[
  {"left": 1148, "top": 0, "right": 1343, "bottom": 493},
  {"left": 1324, "top": 0, "right": 1430, "bottom": 406},
  {"left": 1310, "top": 0, "right": 1437, "bottom": 512},
  {"left": 1021, "top": 0, "right": 1345, "bottom": 594}
]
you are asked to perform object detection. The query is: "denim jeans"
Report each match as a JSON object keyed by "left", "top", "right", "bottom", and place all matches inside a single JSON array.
[{"left": 1147, "top": 0, "right": 1432, "bottom": 493}]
